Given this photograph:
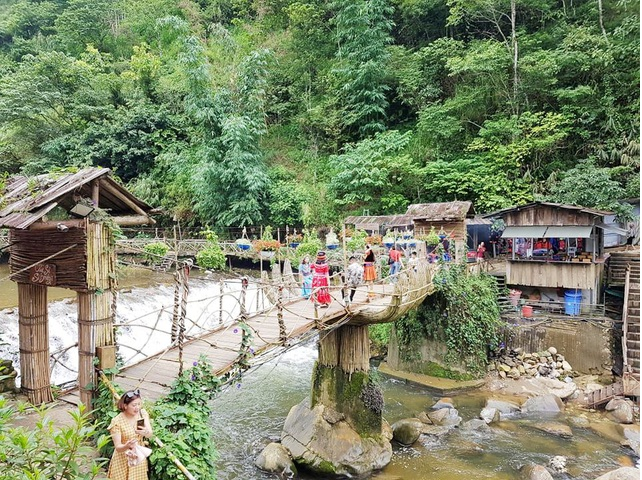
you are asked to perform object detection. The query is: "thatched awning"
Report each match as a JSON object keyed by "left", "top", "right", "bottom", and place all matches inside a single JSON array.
[{"left": 0, "top": 168, "right": 154, "bottom": 228}]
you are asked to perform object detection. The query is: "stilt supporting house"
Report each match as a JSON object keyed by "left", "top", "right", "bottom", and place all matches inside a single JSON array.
[
  {"left": 312, "top": 325, "right": 382, "bottom": 435},
  {"left": 0, "top": 168, "right": 153, "bottom": 406}
]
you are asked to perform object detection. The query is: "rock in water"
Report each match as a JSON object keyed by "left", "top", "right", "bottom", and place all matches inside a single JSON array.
[
  {"left": 519, "top": 464, "right": 554, "bottom": 480},
  {"left": 593, "top": 467, "right": 640, "bottom": 480},
  {"left": 255, "top": 443, "right": 297, "bottom": 477},
  {"left": 281, "top": 400, "right": 392, "bottom": 477},
  {"left": 522, "top": 394, "right": 565, "bottom": 413},
  {"left": 391, "top": 418, "right": 424, "bottom": 445}
]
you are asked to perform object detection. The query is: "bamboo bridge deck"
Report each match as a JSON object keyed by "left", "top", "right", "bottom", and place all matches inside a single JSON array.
[{"left": 60, "top": 266, "right": 436, "bottom": 405}]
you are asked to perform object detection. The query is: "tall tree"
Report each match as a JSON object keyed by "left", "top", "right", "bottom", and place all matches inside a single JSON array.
[{"left": 332, "top": 0, "right": 394, "bottom": 138}]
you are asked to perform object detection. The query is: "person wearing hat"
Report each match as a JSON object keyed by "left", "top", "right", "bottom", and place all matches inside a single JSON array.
[
  {"left": 311, "top": 251, "right": 331, "bottom": 307},
  {"left": 363, "top": 244, "right": 377, "bottom": 297}
]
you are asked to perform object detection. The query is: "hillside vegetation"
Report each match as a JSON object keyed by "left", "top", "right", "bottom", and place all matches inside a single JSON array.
[{"left": 0, "top": 0, "right": 638, "bottom": 226}]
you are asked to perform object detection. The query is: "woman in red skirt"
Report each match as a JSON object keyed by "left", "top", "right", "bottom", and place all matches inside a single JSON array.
[
  {"left": 311, "top": 251, "right": 332, "bottom": 307},
  {"left": 363, "top": 244, "right": 377, "bottom": 297}
]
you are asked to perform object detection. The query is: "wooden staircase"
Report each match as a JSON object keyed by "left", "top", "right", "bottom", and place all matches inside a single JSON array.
[
  {"left": 491, "top": 274, "right": 513, "bottom": 313},
  {"left": 587, "top": 382, "right": 624, "bottom": 408},
  {"left": 612, "top": 251, "right": 641, "bottom": 381},
  {"left": 157, "top": 251, "right": 176, "bottom": 272}
]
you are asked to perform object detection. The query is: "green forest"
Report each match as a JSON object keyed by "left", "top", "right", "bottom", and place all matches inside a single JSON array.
[{"left": 0, "top": 0, "right": 639, "bottom": 228}]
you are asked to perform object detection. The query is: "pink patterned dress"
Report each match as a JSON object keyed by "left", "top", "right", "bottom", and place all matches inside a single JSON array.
[{"left": 311, "top": 261, "right": 331, "bottom": 305}]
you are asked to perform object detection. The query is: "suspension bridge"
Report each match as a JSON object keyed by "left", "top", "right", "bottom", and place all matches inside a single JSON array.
[{"left": 58, "top": 262, "right": 439, "bottom": 405}]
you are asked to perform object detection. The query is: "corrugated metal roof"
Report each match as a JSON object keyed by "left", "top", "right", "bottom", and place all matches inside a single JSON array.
[
  {"left": 544, "top": 226, "right": 593, "bottom": 238},
  {"left": 405, "top": 201, "right": 472, "bottom": 221},
  {"left": 502, "top": 225, "right": 595, "bottom": 238},
  {"left": 466, "top": 215, "right": 492, "bottom": 225},
  {"left": 502, "top": 226, "right": 548, "bottom": 238},
  {"left": 482, "top": 201, "right": 611, "bottom": 218},
  {"left": 0, "top": 168, "right": 153, "bottom": 229},
  {"left": 344, "top": 214, "right": 413, "bottom": 227}
]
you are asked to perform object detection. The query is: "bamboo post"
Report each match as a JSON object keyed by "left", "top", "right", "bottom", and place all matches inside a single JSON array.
[
  {"left": 78, "top": 289, "right": 113, "bottom": 407},
  {"left": 277, "top": 284, "right": 286, "bottom": 343},
  {"left": 172, "top": 271, "right": 180, "bottom": 341},
  {"left": 177, "top": 262, "right": 190, "bottom": 375},
  {"left": 78, "top": 222, "right": 115, "bottom": 408},
  {"left": 219, "top": 280, "right": 225, "bottom": 325},
  {"left": 240, "top": 276, "right": 248, "bottom": 316},
  {"left": 18, "top": 283, "right": 53, "bottom": 404}
]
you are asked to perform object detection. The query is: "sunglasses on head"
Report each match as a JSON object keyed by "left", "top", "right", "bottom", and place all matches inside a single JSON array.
[{"left": 124, "top": 389, "right": 140, "bottom": 399}]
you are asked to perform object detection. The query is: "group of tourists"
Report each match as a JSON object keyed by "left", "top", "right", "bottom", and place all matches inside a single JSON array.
[{"left": 298, "top": 244, "right": 420, "bottom": 307}]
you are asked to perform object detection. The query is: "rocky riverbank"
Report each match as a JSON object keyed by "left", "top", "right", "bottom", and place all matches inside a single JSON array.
[{"left": 256, "top": 367, "right": 640, "bottom": 479}]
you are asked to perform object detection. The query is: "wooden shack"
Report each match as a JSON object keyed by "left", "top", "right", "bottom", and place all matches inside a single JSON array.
[
  {"left": 343, "top": 214, "right": 413, "bottom": 235},
  {"left": 406, "top": 201, "right": 473, "bottom": 261},
  {"left": 0, "top": 168, "right": 153, "bottom": 405},
  {"left": 488, "top": 202, "right": 613, "bottom": 304}
]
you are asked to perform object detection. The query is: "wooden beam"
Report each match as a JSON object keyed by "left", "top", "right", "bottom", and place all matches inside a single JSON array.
[
  {"left": 92, "top": 179, "right": 100, "bottom": 207},
  {"left": 29, "top": 219, "right": 86, "bottom": 230},
  {"left": 99, "top": 178, "right": 149, "bottom": 218},
  {"left": 113, "top": 214, "right": 155, "bottom": 226}
]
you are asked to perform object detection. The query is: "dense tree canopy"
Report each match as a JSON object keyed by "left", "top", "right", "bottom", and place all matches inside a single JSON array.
[{"left": 0, "top": 0, "right": 638, "bottom": 227}]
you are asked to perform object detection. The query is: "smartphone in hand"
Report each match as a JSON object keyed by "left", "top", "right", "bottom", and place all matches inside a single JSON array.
[{"left": 137, "top": 418, "right": 145, "bottom": 428}]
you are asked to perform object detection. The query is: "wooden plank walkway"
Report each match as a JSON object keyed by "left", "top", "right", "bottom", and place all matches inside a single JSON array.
[{"left": 60, "top": 283, "right": 396, "bottom": 405}]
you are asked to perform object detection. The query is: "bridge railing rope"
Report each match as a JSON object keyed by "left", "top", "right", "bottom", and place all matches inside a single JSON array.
[{"left": 43, "top": 254, "right": 438, "bottom": 391}]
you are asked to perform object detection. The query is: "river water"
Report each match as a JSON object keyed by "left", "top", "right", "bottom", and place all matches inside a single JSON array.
[{"left": 0, "top": 264, "right": 636, "bottom": 479}]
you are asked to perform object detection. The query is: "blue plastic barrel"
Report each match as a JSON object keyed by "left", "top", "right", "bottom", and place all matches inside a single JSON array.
[{"left": 564, "top": 289, "right": 582, "bottom": 315}]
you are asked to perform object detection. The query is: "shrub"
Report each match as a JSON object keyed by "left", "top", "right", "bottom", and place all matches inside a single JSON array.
[
  {"left": 143, "top": 242, "right": 170, "bottom": 262},
  {"left": 347, "top": 229, "right": 368, "bottom": 251},
  {"left": 196, "top": 230, "right": 226, "bottom": 270},
  {"left": 149, "top": 358, "right": 221, "bottom": 480},
  {"left": 0, "top": 395, "right": 110, "bottom": 480},
  {"left": 396, "top": 264, "right": 504, "bottom": 375}
]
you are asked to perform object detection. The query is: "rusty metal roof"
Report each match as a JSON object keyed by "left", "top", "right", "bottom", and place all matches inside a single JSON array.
[
  {"left": 343, "top": 214, "right": 414, "bottom": 228},
  {"left": 0, "top": 168, "right": 153, "bottom": 229},
  {"left": 483, "top": 201, "right": 612, "bottom": 219},
  {"left": 405, "top": 201, "right": 473, "bottom": 221}
]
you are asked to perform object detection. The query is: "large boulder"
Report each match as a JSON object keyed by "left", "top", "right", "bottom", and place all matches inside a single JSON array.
[
  {"left": 480, "top": 407, "right": 501, "bottom": 424},
  {"left": 485, "top": 398, "right": 521, "bottom": 415},
  {"left": 281, "top": 401, "right": 392, "bottom": 477},
  {"left": 522, "top": 394, "right": 565, "bottom": 413},
  {"left": 391, "top": 419, "right": 424, "bottom": 445},
  {"left": 605, "top": 398, "right": 634, "bottom": 424},
  {"left": 519, "top": 464, "right": 554, "bottom": 480},
  {"left": 255, "top": 442, "right": 297, "bottom": 477},
  {"left": 427, "top": 407, "right": 462, "bottom": 426},
  {"left": 619, "top": 424, "right": 640, "bottom": 456},
  {"left": 535, "top": 377, "right": 577, "bottom": 399},
  {"left": 532, "top": 421, "right": 573, "bottom": 438},
  {"left": 593, "top": 467, "right": 640, "bottom": 480}
]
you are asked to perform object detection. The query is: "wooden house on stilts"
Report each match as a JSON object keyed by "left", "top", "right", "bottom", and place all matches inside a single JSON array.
[{"left": 0, "top": 168, "right": 153, "bottom": 406}]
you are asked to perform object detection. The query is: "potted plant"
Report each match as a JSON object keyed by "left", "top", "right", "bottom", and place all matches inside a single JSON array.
[
  {"left": 346, "top": 229, "right": 368, "bottom": 251},
  {"left": 382, "top": 229, "right": 395, "bottom": 249},
  {"left": 254, "top": 226, "right": 281, "bottom": 257},
  {"left": 287, "top": 232, "right": 303, "bottom": 249},
  {"left": 365, "top": 234, "right": 382, "bottom": 246},
  {"left": 235, "top": 238, "right": 252, "bottom": 251},
  {"left": 253, "top": 239, "right": 281, "bottom": 258},
  {"left": 424, "top": 227, "right": 440, "bottom": 253},
  {"left": 325, "top": 228, "right": 339, "bottom": 250}
]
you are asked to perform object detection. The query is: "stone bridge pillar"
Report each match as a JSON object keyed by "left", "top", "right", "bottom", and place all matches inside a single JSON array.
[{"left": 312, "top": 324, "right": 382, "bottom": 435}]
